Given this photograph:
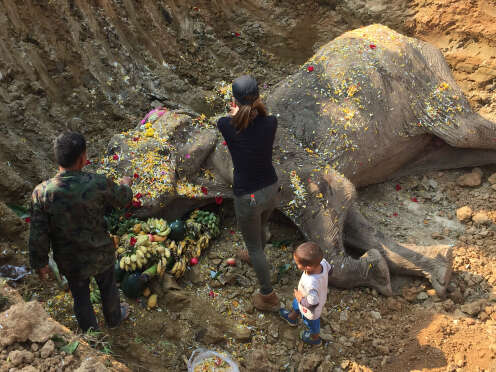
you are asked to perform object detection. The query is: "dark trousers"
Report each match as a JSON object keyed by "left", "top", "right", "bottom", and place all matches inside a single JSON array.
[
  {"left": 234, "top": 182, "right": 279, "bottom": 295},
  {"left": 66, "top": 264, "right": 121, "bottom": 332}
]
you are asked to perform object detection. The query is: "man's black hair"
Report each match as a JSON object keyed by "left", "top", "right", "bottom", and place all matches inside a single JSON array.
[{"left": 54, "top": 131, "right": 86, "bottom": 168}]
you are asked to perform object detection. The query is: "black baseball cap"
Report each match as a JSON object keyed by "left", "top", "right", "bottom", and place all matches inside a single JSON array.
[{"left": 232, "top": 75, "right": 259, "bottom": 105}]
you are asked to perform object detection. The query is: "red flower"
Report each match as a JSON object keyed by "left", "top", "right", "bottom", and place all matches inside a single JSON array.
[
  {"left": 215, "top": 196, "right": 223, "bottom": 205},
  {"left": 135, "top": 193, "right": 142, "bottom": 199},
  {"left": 130, "top": 237, "right": 137, "bottom": 246},
  {"left": 190, "top": 257, "right": 199, "bottom": 266},
  {"left": 132, "top": 200, "right": 142, "bottom": 208},
  {"left": 230, "top": 230, "right": 235, "bottom": 235},
  {"left": 222, "top": 141, "right": 227, "bottom": 146},
  {"left": 201, "top": 186, "right": 208, "bottom": 195},
  {"left": 112, "top": 154, "right": 119, "bottom": 161},
  {"left": 24, "top": 217, "right": 31, "bottom": 223},
  {"left": 395, "top": 184, "right": 401, "bottom": 191},
  {"left": 234, "top": 32, "right": 241, "bottom": 37},
  {"left": 307, "top": 65, "right": 314, "bottom": 72},
  {"left": 411, "top": 197, "right": 418, "bottom": 202},
  {"left": 133, "top": 173, "right": 139, "bottom": 179},
  {"left": 393, "top": 212, "right": 398, "bottom": 217},
  {"left": 209, "top": 290, "right": 216, "bottom": 298},
  {"left": 369, "top": 44, "right": 376, "bottom": 49},
  {"left": 133, "top": 137, "right": 140, "bottom": 142},
  {"left": 85, "top": 160, "right": 91, "bottom": 165},
  {"left": 125, "top": 212, "right": 132, "bottom": 219}
]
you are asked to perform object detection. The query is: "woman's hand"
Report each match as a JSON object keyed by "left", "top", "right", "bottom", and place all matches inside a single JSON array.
[{"left": 229, "top": 101, "right": 239, "bottom": 117}]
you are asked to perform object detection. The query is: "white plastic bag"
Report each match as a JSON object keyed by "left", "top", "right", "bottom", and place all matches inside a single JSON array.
[{"left": 187, "top": 348, "right": 239, "bottom": 372}]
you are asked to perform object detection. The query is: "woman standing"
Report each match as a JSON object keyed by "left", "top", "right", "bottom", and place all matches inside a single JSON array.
[{"left": 217, "top": 75, "right": 280, "bottom": 312}]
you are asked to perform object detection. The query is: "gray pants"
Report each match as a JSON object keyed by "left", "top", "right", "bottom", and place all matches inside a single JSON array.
[{"left": 234, "top": 182, "right": 279, "bottom": 295}]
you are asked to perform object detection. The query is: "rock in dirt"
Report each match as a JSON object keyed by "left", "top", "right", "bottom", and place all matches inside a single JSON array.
[
  {"left": 298, "top": 353, "right": 323, "bottom": 372},
  {"left": 244, "top": 349, "right": 278, "bottom": 372},
  {"left": 74, "top": 356, "right": 109, "bottom": 372},
  {"left": 417, "top": 291, "right": 429, "bottom": 301},
  {"left": 461, "top": 299, "right": 486, "bottom": 316},
  {"left": 472, "top": 211, "right": 491, "bottom": 225},
  {"left": 8, "top": 350, "right": 31, "bottom": 366},
  {"left": 456, "top": 206, "right": 473, "bottom": 222},
  {"left": 456, "top": 172, "right": 482, "bottom": 187},
  {"left": 488, "top": 173, "right": 496, "bottom": 185},
  {"left": 40, "top": 340, "right": 55, "bottom": 358},
  {"left": 230, "top": 324, "right": 251, "bottom": 342},
  {"left": 370, "top": 311, "right": 382, "bottom": 320},
  {"left": 0, "top": 301, "right": 67, "bottom": 347}
]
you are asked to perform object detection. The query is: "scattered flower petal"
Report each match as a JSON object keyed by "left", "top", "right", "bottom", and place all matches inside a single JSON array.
[
  {"left": 112, "top": 154, "right": 119, "bottom": 161},
  {"left": 307, "top": 65, "right": 314, "bottom": 72},
  {"left": 24, "top": 217, "right": 31, "bottom": 223},
  {"left": 369, "top": 44, "right": 376, "bottom": 49},
  {"left": 215, "top": 196, "right": 223, "bottom": 205},
  {"left": 411, "top": 197, "right": 418, "bottom": 202},
  {"left": 393, "top": 212, "right": 398, "bottom": 217},
  {"left": 395, "top": 184, "right": 401, "bottom": 191},
  {"left": 185, "top": 154, "right": 191, "bottom": 159}
]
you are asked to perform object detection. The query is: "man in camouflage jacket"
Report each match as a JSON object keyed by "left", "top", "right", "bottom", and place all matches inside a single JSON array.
[{"left": 29, "top": 131, "right": 133, "bottom": 332}]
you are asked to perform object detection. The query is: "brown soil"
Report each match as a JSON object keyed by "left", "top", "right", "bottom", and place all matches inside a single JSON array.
[{"left": 1, "top": 1, "right": 496, "bottom": 371}]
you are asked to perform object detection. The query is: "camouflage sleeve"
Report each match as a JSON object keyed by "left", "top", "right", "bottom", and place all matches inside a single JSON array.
[
  {"left": 104, "top": 177, "right": 133, "bottom": 210},
  {"left": 28, "top": 187, "right": 50, "bottom": 270}
]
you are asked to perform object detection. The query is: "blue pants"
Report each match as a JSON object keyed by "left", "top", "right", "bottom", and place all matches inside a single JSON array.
[{"left": 292, "top": 298, "right": 320, "bottom": 334}]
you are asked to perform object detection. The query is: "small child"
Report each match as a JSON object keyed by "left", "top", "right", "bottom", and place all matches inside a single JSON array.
[{"left": 279, "top": 242, "right": 333, "bottom": 345}]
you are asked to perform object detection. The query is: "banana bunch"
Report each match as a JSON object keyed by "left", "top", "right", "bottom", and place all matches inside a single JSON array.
[
  {"left": 141, "top": 218, "right": 171, "bottom": 237},
  {"left": 168, "top": 256, "right": 188, "bottom": 278},
  {"left": 193, "top": 233, "right": 210, "bottom": 258},
  {"left": 188, "top": 209, "right": 220, "bottom": 238}
]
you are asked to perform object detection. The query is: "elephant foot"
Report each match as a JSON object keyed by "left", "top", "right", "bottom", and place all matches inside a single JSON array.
[
  {"left": 328, "top": 249, "right": 392, "bottom": 296},
  {"left": 401, "top": 244, "right": 453, "bottom": 298},
  {"left": 359, "top": 249, "right": 393, "bottom": 297}
]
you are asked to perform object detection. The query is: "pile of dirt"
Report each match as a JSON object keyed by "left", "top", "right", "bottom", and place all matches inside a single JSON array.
[{"left": 0, "top": 285, "right": 130, "bottom": 372}]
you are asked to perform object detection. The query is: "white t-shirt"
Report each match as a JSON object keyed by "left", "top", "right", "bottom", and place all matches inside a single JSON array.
[{"left": 297, "top": 259, "right": 332, "bottom": 320}]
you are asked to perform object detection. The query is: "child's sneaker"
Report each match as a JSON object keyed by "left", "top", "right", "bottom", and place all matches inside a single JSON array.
[
  {"left": 279, "top": 309, "right": 297, "bottom": 327},
  {"left": 300, "top": 330, "right": 322, "bottom": 345}
]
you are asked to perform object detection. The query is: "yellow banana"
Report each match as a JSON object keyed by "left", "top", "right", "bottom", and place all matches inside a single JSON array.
[
  {"left": 157, "top": 259, "right": 162, "bottom": 275},
  {"left": 164, "top": 248, "right": 171, "bottom": 258},
  {"left": 130, "top": 254, "right": 137, "bottom": 263},
  {"left": 170, "top": 261, "right": 180, "bottom": 274},
  {"left": 119, "top": 259, "right": 125, "bottom": 270}
]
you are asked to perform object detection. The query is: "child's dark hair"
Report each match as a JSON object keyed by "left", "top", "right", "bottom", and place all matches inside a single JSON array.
[
  {"left": 294, "top": 242, "right": 324, "bottom": 266},
  {"left": 54, "top": 131, "right": 86, "bottom": 167}
]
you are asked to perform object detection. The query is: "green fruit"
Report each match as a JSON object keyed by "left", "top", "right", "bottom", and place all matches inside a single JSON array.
[
  {"left": 169, "top": 219, "right": 186, "bottom": 241},
  {"left": 121, "top": 273, "right": 147, "bottom": 299},
  {"left": 114, "top": 260, "right": 126, "bottom": 283}
]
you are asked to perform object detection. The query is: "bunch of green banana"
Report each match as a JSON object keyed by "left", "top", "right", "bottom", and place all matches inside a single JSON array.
[{"left": 189, "top": 209, "right": 220, "bottom": 238}]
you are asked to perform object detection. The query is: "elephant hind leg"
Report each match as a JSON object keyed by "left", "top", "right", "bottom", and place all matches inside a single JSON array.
[{"left": 344, "top": 205, "right": 453, "bottom": 297}]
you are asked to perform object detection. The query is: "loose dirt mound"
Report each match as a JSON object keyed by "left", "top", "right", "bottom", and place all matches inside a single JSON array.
[{"left": 0, "top": 285, "right": 130, "bottom": 372}]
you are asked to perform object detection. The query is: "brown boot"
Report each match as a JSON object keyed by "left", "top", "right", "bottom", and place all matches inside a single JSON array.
[{"left": 253, "top": 291, "right": 280, "bottom": 312}]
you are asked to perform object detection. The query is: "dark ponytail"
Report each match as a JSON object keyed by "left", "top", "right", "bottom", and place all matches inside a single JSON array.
[{"left": 232, "top": 97, "right": 268, "bottom": 132}]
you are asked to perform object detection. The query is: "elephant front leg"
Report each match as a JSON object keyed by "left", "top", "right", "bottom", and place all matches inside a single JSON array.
[
  {"left": 328, "top": 250, "right": 393, "bottom": 296},
  {"left": 344, "top": 205, "right": 453, "bottom": 297}
]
